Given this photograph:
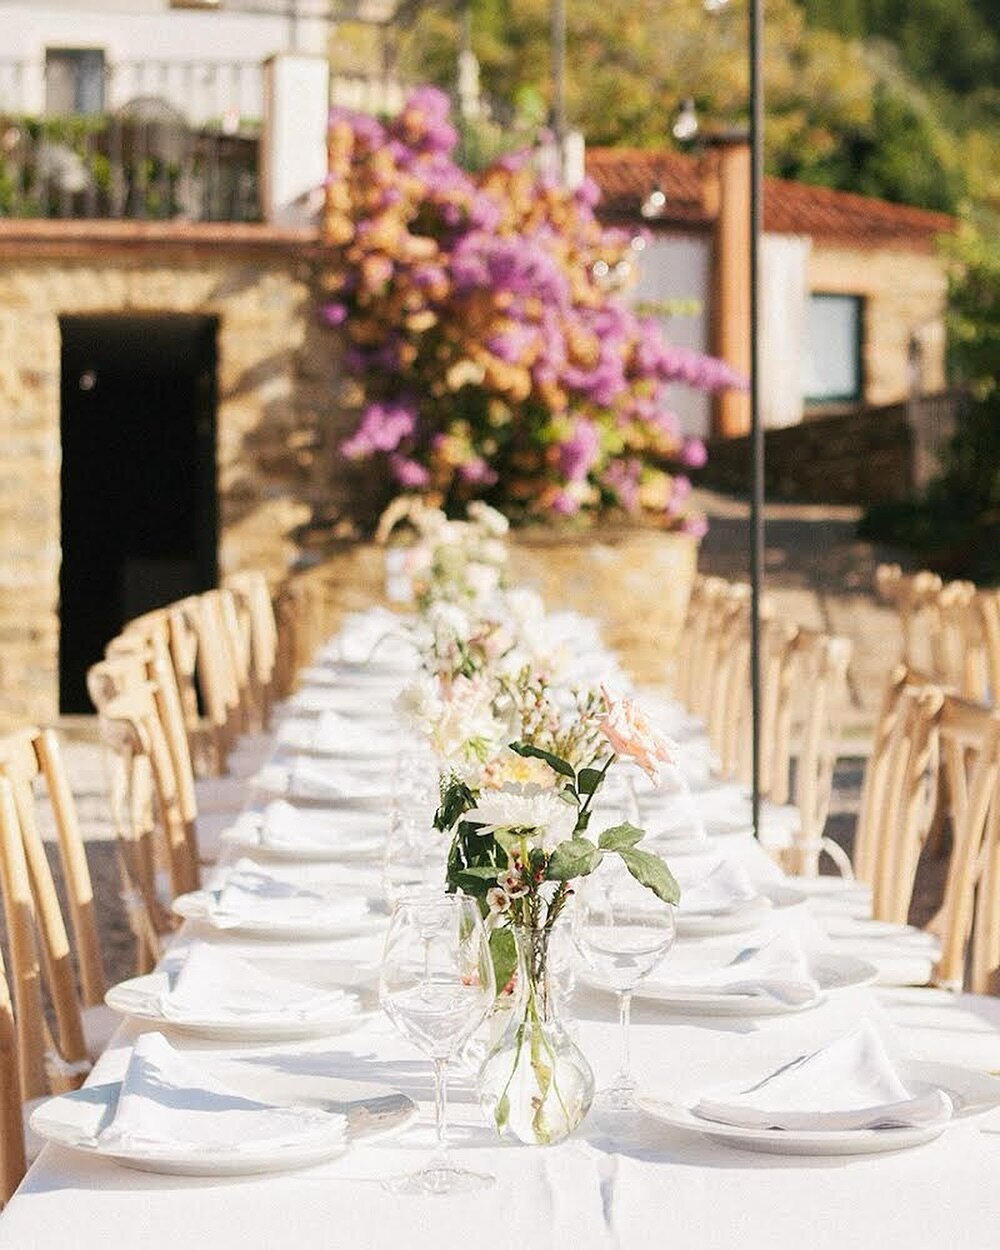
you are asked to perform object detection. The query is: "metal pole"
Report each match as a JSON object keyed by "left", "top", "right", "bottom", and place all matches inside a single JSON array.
[
  {"left": 748, "top": 0, "right": 765, "bottom": 839},
  {"left": 550, "top": 0, "right": 566, "bottom": 151}
]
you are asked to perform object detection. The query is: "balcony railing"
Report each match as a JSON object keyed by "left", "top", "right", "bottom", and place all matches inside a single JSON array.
[{"left": 0, "top": 113, "right": 261, "bottom": 222}]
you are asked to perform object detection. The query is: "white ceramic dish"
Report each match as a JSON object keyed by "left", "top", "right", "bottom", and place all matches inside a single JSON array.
[
  {"left": 30, "top": 1078, "right": 416, "bottom": 1177},
  {"left": 219, "top": 825, "right": 385, "bottom": 864},
  {"left": 675, "top": 895, "right": 773, "bottom": 937},
  {"left": 623, "top": 952, "right": 878, "bottom": 1017},
  {"left": 172, "top": 890, "right": 386, "bottom": 941},
  {"left": 105, "top": 972, "right": 370, "bottom": 1042},
  {"left": 637, "top": 1060, "right": 1000, "bottom": 1156}
]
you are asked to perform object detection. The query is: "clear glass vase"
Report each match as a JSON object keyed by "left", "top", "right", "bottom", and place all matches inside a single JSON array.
[{"left": 477, "top": 922, "right": 594, "bottom": 1146}]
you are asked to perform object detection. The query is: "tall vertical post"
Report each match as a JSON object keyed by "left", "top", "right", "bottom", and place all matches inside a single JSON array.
[
  {"left": 550, "top": 0, "right": 567, "bottom": 150},
  {"left": 748, "top": 0, "right": 765, "bottom": 840}
]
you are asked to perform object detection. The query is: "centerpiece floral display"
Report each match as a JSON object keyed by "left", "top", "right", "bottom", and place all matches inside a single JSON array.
[
  {"left": 323, "top": 87, "right": 744, "bottom": 529},
  {"left": 435, "top": 682, "right": 680, "bottom": 1146},
  {"left": 394, "top": 500, "right": 682, "bottom": 1144}
]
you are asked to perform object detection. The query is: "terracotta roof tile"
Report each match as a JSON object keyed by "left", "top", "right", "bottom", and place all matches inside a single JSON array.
[{"left": 585, "top": 146, "right": 954, "bottom": 250}]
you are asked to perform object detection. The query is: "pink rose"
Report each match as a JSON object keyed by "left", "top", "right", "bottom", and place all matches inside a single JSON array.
[{"left": 597, "top": 687, "right": 676, "bottom": 783}]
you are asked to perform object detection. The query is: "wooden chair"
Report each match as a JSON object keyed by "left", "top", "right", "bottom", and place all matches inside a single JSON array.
[
  {"left": 87, "top": 668, "right": 199, "bottom": 898},
  {"left": 0, "top": 927, "right": 26, "bottom": 1205},
  {"left": 93, "top": 709, "right": 181, "bottom": 975},
  {"left": 776, "top": 630, "right": 853, "bottom": 878},
  {"left": 875, "top": 564, "right": 943, "bottom": 670},
  {"left": 224, "top": 570, "right": 280, "bottom": 727},
  {"left": 0, "top": 762, "right": 94, "bottom": 1103}
]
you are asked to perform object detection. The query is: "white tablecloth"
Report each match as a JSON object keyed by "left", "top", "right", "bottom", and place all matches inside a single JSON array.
[{"left": 4, "top": 648, "right": 1000, "bottom": 1249}]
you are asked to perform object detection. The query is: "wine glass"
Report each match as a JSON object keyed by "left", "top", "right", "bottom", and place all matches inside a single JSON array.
[
  {"left": 379, "top": 892, "right": 496, "bottom": 1194},
  {"left": 381, "top": 751, "right": 446, "bottom": 903},
  {"left": 573, "top": 856, "right": 676, "bottom": 1109}
]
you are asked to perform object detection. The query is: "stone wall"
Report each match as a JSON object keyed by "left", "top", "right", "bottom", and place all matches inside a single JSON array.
[
  {"left": 0, "top": 221, "right": 357, "bottom": 728},
  {"left": 697, "top": 403, "right": 915, "bottom": 504}
]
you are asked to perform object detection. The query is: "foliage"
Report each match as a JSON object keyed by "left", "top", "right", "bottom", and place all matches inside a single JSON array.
[
  {"left": 859, "top": 389, "right": 1000, "bottom": 583},
  {"left": 395, "top": 0, "right": 992, "bottom": 214},
  {"left": 943, "top": 214, "right": 1000, "bottom": 399},
  {"left": 323, "top": 88, "right": 739, "bottom": 526}
]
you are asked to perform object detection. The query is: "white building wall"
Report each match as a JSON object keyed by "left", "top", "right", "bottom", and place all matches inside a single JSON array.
[
  {"left": 0, "top": 1, "right": 328, "bottom": 122},
  {"left": 630, "top": 232, "right": 713, "bottom": 440}
]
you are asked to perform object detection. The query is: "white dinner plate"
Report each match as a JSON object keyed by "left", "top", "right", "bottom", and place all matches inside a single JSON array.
[
  {"left": 625, "top": 952, "right": 878, "bottom": 1016},
  {"left": 675, "top": 895, "right": 772, "bottom": 937},
  {"left": 105, "top": 972, "right": 371, "bottom": 1041},
  {"left": 219, "top": 825, "right": 385, "bottom": 864},
  {"left": 637, "top": 1060, "right": 1000, "bottom": 1156},
  {"left": 30, "top": 1078, "right": 416, "bottom": 1177},
  {"left": 172, "top": 891, "right": 386, "bottom": 940},
  {"left": 251, "top": 764, "right": 393, "bottom": 811}
]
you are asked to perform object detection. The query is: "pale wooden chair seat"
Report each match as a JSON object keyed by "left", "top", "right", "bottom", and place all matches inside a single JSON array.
[
  {"left": 80, "top": 1003, "right": 119, "bottom": 1062},
  {"left": 192, "top": 773, "right": 252, "bottom": 814}
]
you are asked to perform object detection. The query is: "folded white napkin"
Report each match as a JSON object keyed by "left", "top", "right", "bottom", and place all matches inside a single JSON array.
[
  {"left": 252, "top": 800, "right": 385, "bottom": 856},
  {"left": 694, "top": 1022, "right": 953, "bottom": 1131},
  {"left": 253, "top": 758, "right": 391, "bottom": 803},
  {"left": 677, "top": 858, "right": 760, "bottom": 915},
  {"left": 310, "top": 711, "right": 398, "bottom": 758},
  {"left": 207, "top": 860, "right": 369, "bottom": 930},
  {"left": 160, "top": 942, "right": 359, "bottom": 1025},
  {"left": 97, "top": 1032, "right": 345, "bottom": 1156},
  {"left": 643, "top": 934, "right": 822, "bottom": 1007}
]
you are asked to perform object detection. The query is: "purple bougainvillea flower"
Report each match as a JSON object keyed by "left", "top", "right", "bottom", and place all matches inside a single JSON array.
[{"left": 680, "top": 438, "right": 708, "bottom": 468}]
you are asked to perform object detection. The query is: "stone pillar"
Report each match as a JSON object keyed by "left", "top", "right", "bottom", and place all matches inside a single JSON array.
[
  {"left": 261, "top": 54, "right": 331, "bottom": 226},
  {"left": 705, "top": 133, "right": 752, "bottom": 438}
]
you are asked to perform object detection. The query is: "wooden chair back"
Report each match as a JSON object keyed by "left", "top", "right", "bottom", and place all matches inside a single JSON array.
[
  {"left": 0, "top": 928, "right": 26, "bottom": 1205},
  {"left": 778, "top": 630, "right": 853, "bottom": 877},
  {"left": 875, "top": 564, "right": 943, "bottom": 670},
  {"left": 224, "top": 570, "right": 279, "bottom": 721},
  {"left": 0, "top": 765, "right": 88, "bottom": 1103},
  {"left": 88, "top": 668, "right": 199, "bottom": 897},
  {"left": 926, "top": 697, "right": 1000, "bottom": 988}
]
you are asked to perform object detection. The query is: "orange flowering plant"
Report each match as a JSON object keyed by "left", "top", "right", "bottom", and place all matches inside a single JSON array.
[{"left": 323, "top": 88, "right": 743, "bottom": 526}]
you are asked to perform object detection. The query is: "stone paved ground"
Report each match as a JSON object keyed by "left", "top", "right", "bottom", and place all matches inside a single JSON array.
[{"left": 41, "top": 493, "right": 945, "bottom": 988}]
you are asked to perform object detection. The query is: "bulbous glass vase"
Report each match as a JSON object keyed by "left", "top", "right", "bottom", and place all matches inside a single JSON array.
[{"left": 477, "top": 922, "right": 594, "bottom": 1146}]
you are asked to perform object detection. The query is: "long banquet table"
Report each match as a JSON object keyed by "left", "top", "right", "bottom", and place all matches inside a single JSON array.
[{"left": 3, "top": 619, "right": 1000, "bottom": 1250}]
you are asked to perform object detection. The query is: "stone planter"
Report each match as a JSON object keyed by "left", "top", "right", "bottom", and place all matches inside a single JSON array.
[
  {"left": 298, "top": 524, "right": 698, "bottom": 690},
  {"left": 507, "top": 526, "right": 699, "bottom": 688}
]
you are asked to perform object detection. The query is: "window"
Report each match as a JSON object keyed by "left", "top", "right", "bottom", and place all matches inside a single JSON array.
[
  {"left": 45, "top": 49, "right": 105, "bottom": 116},
  {"left": 802, "top": 293, "right": 863, "bottom": 406}
]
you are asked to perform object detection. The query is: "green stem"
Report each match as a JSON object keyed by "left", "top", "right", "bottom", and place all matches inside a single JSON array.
[{"left": 577, "top": 753, "right": 617, "bottom": 825}]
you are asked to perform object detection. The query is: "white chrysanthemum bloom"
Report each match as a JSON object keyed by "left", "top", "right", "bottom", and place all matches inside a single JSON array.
[
  {"left": 431, "top": 674, "right": 506, "bottom": 766},
  {"left": 396, "top": 673, "right": 444, "bottom": 732},
  {"left": 464, "top": 560, "right": 502, "bottom": 603},
  {"left": 467, "top": 501, "right": 510, "bottom": 538},
  {"left": 426, "top": 601, "right": 473, "bottom": 646},
  {"left": 465, "top": 783, "right": 577, "bottom": 851}
]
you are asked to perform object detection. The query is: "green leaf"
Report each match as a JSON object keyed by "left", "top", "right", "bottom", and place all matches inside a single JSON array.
[
  {"left": 509, "top": 741, "right": 575, "bottom": 779},
  {"left": 489, "top": 926, "right": 518, "bottom": 995},
  {"left": 435, "top": 778, "right": 476, "bottom": 831},
  {"left": 598, "top": 822, "right": 645, "bottom": 852},
  {"left": 546, "top": 837, "right": 603, "bottom": 881},
  {"left": 618, "top": 847, "right": 681, "bottom": 905},
  {"left": 577, "top": 767, "right": 605, "bottom": 796}
]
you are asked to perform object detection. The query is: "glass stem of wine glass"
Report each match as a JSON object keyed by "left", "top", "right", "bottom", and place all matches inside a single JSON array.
[
  {"left": 616, "top": 990, "right": 634, "bottom": 1089},
  {"left": 430, "top": 1056, "right": 451, "bottom": 1164}
]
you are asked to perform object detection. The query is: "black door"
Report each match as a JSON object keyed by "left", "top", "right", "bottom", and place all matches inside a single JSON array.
[{"left": 59, "top": 314, "right": 218, "bottom": 713}]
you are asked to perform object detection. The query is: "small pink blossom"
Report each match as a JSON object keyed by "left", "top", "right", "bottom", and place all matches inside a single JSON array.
[
  {"left": 486, "top": 887, "right": 511, "bottom": 913},
  {"left": 497, "top": 867, "right": 528, "bottom": 898}
]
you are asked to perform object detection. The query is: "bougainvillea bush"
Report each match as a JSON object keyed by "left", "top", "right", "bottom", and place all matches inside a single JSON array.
[{"left": 323, "top": 87, "right": 743, "bottom": 528}]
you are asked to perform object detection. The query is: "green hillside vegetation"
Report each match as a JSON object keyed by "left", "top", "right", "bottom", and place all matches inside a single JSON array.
[{"left": 395, "top": 0, "right": 999, "bottom": 216}]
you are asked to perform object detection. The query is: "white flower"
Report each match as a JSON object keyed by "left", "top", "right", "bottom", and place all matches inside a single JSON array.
[
  {"left": 465, "top": 783, "right": 577, "bottom": 851},
  {"left": 464, "top": 560, "right": 502, "bottom": 603},
  {"left": 467, "top": 501, "right": 510, "bottom": 538},
  {"left": 396, "top": 673, "right": 444, "bottom": 731},
  {"left": 497, "top": 867, "right": 528, "bottom": 898},
  {"left": 431, "top": 674, "right": 506, "bottom": 766},
  {"left": 426, "top": 601, "right": 472, "bottom": 646},
  {"left": 486, "top": 886, "right": 511, "bottom": 913}
]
